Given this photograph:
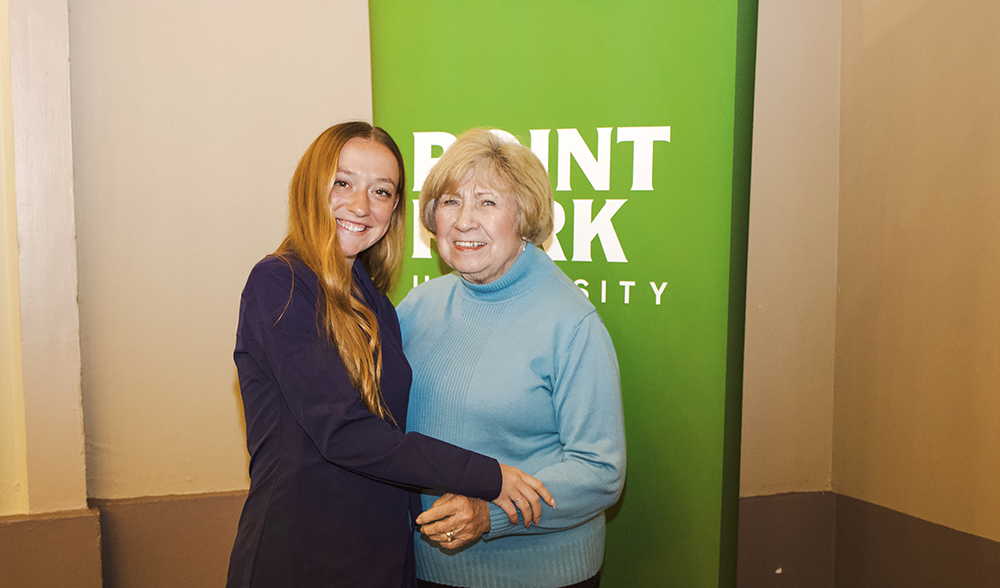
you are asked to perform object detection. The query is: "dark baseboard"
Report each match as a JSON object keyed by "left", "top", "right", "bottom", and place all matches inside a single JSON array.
[
  {"left": 90, "top": 490, "right": 247, "bottom": 588},
  {"left": 738, "top": 491, "right": 1000, "bottom": 588},
  {"left": 738, "top": 492, "right": 836, "bottom": 588},
  {"left": 0, "top": 508, "right": 102, "bottom": 588},
  {"left": 5, "top": 490, "right": 995, "bottom": 588},
  {"left": 835, "top": 494, "right": 1000, "bottom": 588}
]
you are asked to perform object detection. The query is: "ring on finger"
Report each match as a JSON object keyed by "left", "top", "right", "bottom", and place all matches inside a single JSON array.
[
  {"left": 513, "top": 496, "right": 522, "bottom": 504},
  {"left": 446, "top": 531, "right": 454, "bottom": 542}
]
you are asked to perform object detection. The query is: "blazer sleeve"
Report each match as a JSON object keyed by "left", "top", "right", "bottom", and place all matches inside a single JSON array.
[{"left": 239, "top": 259, "right": 501, "bottom": 501}]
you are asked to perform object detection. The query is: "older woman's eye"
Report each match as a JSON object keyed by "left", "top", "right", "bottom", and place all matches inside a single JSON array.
[
  {"left": 441, "top": 197, "right": 459, "bottom": 206},
  {"left": 482, "top": 199, "right": 496, "bottom": 206}
]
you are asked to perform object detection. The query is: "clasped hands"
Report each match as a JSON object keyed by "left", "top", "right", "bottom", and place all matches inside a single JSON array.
[{"left": 416, "top": 463, "right": 555, "bottom": 549}]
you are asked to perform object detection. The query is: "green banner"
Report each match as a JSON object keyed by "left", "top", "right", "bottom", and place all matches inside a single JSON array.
[{"left": 371, "top": 2, "right": 756, "bottom": 585}]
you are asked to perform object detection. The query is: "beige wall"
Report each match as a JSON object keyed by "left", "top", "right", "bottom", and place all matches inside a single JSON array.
[
  {"left": 0, "top": 0, "right": 28, "bottom": 516},
  {"left": 70, "top": 0, "right": 374, "bottom": 499},
  {"left": 835, "top": 0, "right": 1000, "bottom": 541},
  {"left": 743, "top": 0, "right": 999, "bottom": 545},
  {"left": 0, "top": 0, "right": 88, "bottom": 515},
  {"left": 740, "top": 0, "right": 841, "bottom": 495}
]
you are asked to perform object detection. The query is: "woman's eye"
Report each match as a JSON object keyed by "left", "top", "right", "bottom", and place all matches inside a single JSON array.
[
  {"left": 333, "top": 179, "right": 348, "bottom": 187},
  {"left": 482, "top": 199, "right": 496, "bottom": 206},
  {"left": 374, "top": 188, "right": 392, "bottom": 198},
  {"left": 441, "top": 198, "right": 458, "bottom": 206}
]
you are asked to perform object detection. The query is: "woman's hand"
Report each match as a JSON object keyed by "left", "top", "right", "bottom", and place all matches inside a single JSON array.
[
  {"left": 415, "top": 493, "right": 490, "bottom": 549},
  {"left": 495, "top": 463, "right": 556, "bottom": 528}
]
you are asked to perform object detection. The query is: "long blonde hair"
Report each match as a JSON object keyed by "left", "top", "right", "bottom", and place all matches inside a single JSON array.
[{"left": 275, "top": 121, "right": 406, "bottom": 421}]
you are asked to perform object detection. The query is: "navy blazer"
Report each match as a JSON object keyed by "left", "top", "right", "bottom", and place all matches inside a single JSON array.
[{"left": 227, "top": 256, "right": 501, "bottom": 588}]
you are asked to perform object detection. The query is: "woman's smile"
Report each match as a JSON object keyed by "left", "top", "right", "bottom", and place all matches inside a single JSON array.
[
  {"left": 335, "top": 218, "right": 370, "bottom": 232},
  {"left": 329, "top": 137, "right": 399, "bottom": 261},
  {"left": 434, "top": 168, "right": 523, "bottom": 284}
]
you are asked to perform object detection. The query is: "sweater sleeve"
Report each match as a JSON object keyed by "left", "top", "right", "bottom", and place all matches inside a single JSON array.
[
  {"left": 239, "top": 259, "right": 501, "bottom": 501},
  {"left": 484, "top": 311, "right": 626, "bottom": 539}
]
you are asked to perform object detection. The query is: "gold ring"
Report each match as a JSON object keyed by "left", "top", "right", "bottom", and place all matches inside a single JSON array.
[{"left": 446, "top": 531, "right": 454, "bottom": 542}]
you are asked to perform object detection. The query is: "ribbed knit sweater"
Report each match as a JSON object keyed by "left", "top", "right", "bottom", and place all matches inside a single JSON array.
[{"left": 398, "top": 244, "right": 626, "bottom": 588}]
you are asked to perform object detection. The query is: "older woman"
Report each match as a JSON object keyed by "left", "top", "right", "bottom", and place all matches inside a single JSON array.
[
  {"left": 227, "top": 122, "right": 551, "bottom": 588},
  {"left": 398, "top": 129, "right": 626, "bottom": 588}
]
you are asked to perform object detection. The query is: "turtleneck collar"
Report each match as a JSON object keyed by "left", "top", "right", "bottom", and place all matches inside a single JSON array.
[{"left": 458, "top": 243, "right": 553, "bottom": 302}]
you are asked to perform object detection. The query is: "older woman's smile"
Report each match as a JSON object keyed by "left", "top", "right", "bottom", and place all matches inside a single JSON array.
[{"left": 435, "top": 169, "right": 524, "bottom": 284}]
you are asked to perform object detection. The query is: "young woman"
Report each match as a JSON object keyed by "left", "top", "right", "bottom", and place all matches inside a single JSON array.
[{"left": 226, "top": 122, "right": 552, "bottom": 588}]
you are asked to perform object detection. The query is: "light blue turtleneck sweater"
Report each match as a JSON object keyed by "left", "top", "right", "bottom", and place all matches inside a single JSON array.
[{"left": 398, "top": 244, "right": 626, "bottom": 588}]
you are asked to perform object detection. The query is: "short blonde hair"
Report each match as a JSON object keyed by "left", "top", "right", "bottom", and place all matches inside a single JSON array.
[{"left": 419, "top": 128, "right": 553, "bottom": 245}]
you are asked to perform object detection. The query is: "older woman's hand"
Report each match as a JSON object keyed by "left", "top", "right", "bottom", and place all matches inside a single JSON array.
[
  {"left": 416, "top": 493, "right": 490, "bottom": 549},
  {"left": 496, "top": 463, "right": 556, "bottom": 528}
]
